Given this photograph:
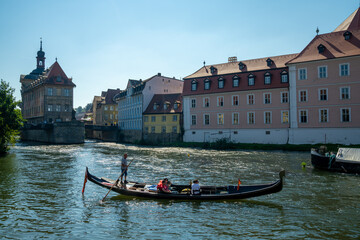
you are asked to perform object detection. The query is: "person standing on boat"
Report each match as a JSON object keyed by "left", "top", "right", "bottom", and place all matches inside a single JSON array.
[
  {"left": 191, "top": 179, "right": 201, "bottom": 195},
  {"left": 120, "top": 153, "right": 128, "bottom": 184}
]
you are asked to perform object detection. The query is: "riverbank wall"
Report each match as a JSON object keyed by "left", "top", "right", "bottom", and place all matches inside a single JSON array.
[{"left": 21, "top": 121, "right": 85, "bottom": 144}]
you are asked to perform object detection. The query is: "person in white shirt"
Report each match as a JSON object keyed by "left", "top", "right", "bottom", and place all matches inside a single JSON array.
[{"left": 191, "top": 179, "right": 201, "bottom": 195}]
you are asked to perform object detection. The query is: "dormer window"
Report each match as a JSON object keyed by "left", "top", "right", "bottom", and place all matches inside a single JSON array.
[
  {"left": 318, "top": 44, "right": 326, "bottom": 53},
  {"left": 266, "top": 58, "right": 273, "bottom": 67},
  {"left": 233, "top": 76, "right": 239, "bottom": 87},
  {"left": 164, "top": 101, "right": 170, "bottom": 110},
  {"left": 56, "top": 75, "right": 61, "bottom": 82},
  {"left": 248, "top": 73, "right": 255, "bottom": 86},
  {"left": 191, "top": 80, "right": 198, "bottom": 91},
  {"left": 238, "top": 62, "right": 246, "bottom": 70},
  {"left": 204, "top": 78, "right": 211, "bottom": 90},
  {"left": 264, "top": 72, "right": 271, "bottom": 85},
  {"left": 210, "top": 66, "right": 217, "bottom": 74},
  {"left": 174, "top": 101, "right": 180, "bottom": 110},
  {"left": 153, "top": 103, "right": 158, "bottom": 110},
  {"left": 218, "top": 77, "right": 224, "bottom": 89},
  {"left": 344, "top": 31, "right": 352, "bottom": 40},
  {"left": 281, "top": 70, "right": 288, "bottom": 83}
]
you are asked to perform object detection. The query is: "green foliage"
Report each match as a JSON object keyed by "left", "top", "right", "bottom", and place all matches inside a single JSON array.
[{"left": 0, "top": 79, "right": 24, "bottom": 154}]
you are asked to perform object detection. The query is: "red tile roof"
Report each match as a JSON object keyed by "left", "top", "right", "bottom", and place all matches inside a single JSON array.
[
  {"left": 45, "top": 61, "right": 76, "bottom": 87},
  {"left": 144, "top": 94, "right": 182, "bottom": 114},
  {"left": 287, "top": 29, "right": 360, "bottom": 64},
  {"left": 184, "top": 54, "right": 298, "bottom": 79},
  {"left": 333, "top": 8, "right": 360, "bottom": 32},
  {"left": 104, "top": 89, "right": 121, "bottom": 104}
]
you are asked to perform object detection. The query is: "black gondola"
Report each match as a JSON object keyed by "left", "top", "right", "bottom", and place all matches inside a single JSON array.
[
  {"left": 311, "top": 148, "right": 360, "bottom": 174},
  {"left": 84, "top": 167, "right": 285, "bottom": 200}
]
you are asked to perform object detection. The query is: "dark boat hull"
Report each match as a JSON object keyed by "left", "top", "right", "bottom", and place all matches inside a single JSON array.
[
  {"left": 85, "top": 168, "right": 285, "bottom": 200},
  {"left": 311, "top": 151, "right": 360, "bottom": 174}
]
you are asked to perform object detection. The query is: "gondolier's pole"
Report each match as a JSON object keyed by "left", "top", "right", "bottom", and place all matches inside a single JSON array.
[
  {"left": 82, "top": 167, "right": 88, "bottom": 195},
  {"left": 101, "top": 158, "right": 135, "bottom": 202}
]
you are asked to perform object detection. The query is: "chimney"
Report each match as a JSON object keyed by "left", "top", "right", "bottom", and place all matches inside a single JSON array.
[
  {"left": 228, "top": 56, "right": 237, "bottom": 63},
  {"left": 158, "top": 73, "right": 161, "bottom": 76}
]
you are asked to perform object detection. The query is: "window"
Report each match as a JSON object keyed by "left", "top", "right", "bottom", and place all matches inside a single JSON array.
[
  {"left": 210, "top": 66, "right": 217, "bottom": 74},
  {"left": 191, "top": 80, "right": 197, "bottom": 91},
  {"left": 47, "top": 88, "right": 53, "bottom": 96},
  {"left": 164, "top": 104, "right": 168, "bottom": 110},
  {"left": 105, "top": 106, "right": 108, "bottom": 111},
  {"left": 204, "top": 114, "right": 210, "bottom": 125},
  {"left": 203, "top": 97, "right": 210, "bottom": 107},
  {"left": 264, "top": 112, "right": 272, "bottom": 124},
  {"left": 299, "top": 90, "right": 307, "bottom": 102},
  {"left": 233, "top": 76, "right": 239, "bottom": 87},
  {"left": 161, "top": 126, "right": 166, "bottom": 133},
  {"left": 281, "top": 71, "right": 288, "bottom": 83},
  {"left": 56, "top": 75, "right": 61, "bottom": 82},
  {"left": 153, "top": 104, "right": 158, "bottom": 110},
  {"left": 247, "top": 94, "right": 255, "bottom": 105},
  {"left": 191, "top": 99, "right": 196, "bottom": 108},
  {"left": 151, "top": 116, "right": 156, "bottom": 122},
  {"left": 56, "top": 105, "right": 61, "bottom": 112},
  {"left": 144, "top": 116, "right": 149, "bottom": 122},
  {"left": 341, "top": 108, "right": 350, "bottom": 122},
  {"left": 340, "top": 87, "right": 350, "bottom": 100},
  {"left": 248, "top": 74, "right": 255, "bottom": 86},
  {"left": 218, "top": 77, "right": 224, "bottom": 89},
  {"left": 110, "top": 106, "right": 114, "bottom": 111},
  {"left": 151, "top": 126, "right": 155, "bottom": 133},
  {"left": 232, "top": 95, "right": 239, "bottom": 106},
  {"left": 172, "top": 115, "right": 177, "bottom": 122},
  {"left": 217, "top": 96, "right": 224, "bottom": 107},
  {"left": 318, "top": 66, "right": 327, "bottom": 78},
  {"left": 247, "top": 112, "right": 255, "bottom": 125},
  {"left": 191, "top": 115, "right": 197, "bottom": 125},
  {"left": 110, "top": 114, "right": 113, "bottom": 120},
  {"left": 264, "top": 72, "right": 271, "bottom": 85},
  {"left": 47, "top": 104, "right": 53, "bottom": 112},
  {"left": 217, "top": 113, "right": 224, "bottom": 125},
  {"left": 162, "top": 116, "right": 166, "bottom": 122},
  {"left": 64, "top": 105, "right": 69, "bottom": 112},
  {"left": 264, "top": 93, "right": 271, "bottom": 104},
  {"left": 172, "top": 126, "right": 177, "bottom": 133},
  {"left": 232, "top": 112, "right": 239, "bottom": 125},
  {"left": 281, "top": 92, "right": 288, "bottom": 103},
  {"left": 239, "top": 62, "right": 246, "bottom": 70},
  {"left": 204, "top": 78, "right": 211, "bottom": 90},
  {"left": 319, "top": 109, "right": 328, "bottom": 123},
  {"left": 298, "top": 68, "right": 307, "bottom": 80},
  {"left": 281, "top": 111, "right": 289, "bottom": 124},
  {"left": 299, "top": 110, "right": 308, "bottom": 123},
  {"left": 64, "top": 89, "right": 70, "bottom": 96},
  {"left": 145, "top": 127, "right": 149, "bottom": 133},
  {"left": 319, "top": 89, "right": 328, "bottom": 101},
  {"left": 340, "top": 63, "right": 349, "bottom": 76}
]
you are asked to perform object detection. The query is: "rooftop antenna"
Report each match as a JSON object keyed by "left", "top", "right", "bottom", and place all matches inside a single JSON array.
[{"left": 316, "top": 27, "right": 319, "bottom": 35}]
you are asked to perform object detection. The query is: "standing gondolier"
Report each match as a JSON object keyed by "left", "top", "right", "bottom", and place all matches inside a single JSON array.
[{"left": 120, "top": 153, "right": 129, "bottom": 184}]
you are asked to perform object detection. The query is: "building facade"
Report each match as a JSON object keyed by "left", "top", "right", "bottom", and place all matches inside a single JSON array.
[
  {"left": 182, "top": 54, "right": 297, "bottom": 144},
  {"left": 114, "top": 73, "right": 183, "bottom": 143},
  {"left": 20, "top": 41, "right": 76, "bottom": 124},
  {"left": 143, "top": 93, "right": 182, "bottom": 143},
  {"left": 287, "top": 8, "right": 360, "bottom": 144}
]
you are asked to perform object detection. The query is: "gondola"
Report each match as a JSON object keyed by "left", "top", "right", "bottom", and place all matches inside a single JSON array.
[
  {"left": 311, "top": 147, "right": 360, "bottom": 174},
  {"left": 83, "top": 167, "right": 285, "bottom": 200}
]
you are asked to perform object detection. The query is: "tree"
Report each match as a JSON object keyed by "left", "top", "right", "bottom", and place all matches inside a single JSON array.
[
  {"left": 85, "top": 103, "right": 92, "bottom": 112},
  {"left": 0, "top": 79, "right": 23, "bottom": 155},
  {"left": 75, "top": 106, "right": 83, "bottom": 113}
]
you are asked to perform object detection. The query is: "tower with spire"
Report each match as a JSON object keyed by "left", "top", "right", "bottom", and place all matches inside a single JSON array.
[{"left": 36, "top": 39, "right": 45, "bottom": 70}]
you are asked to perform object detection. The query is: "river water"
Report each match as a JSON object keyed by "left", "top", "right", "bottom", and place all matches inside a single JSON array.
[{"left": 0, "top": 141, "right": 359, "bottom": 239}]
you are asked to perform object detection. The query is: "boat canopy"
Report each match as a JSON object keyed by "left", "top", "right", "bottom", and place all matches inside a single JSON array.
[{"left": 336, "top": 148, "right": 360, "bottom": 163}]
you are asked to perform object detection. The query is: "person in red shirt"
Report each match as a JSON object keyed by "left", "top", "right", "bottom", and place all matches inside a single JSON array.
[{"left": 157, "top": 178, "right": 171, "bottom": 193}]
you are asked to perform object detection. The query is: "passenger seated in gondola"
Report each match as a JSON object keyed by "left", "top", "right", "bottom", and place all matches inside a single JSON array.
[
  {"left": 157, "top": 178, "right": 171, "bottom": 193},
  {"left": 191, "top": 179, "right": 201, "bottom": 195}
]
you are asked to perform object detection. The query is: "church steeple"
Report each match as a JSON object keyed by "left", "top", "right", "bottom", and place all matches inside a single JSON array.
[{"left": 36, "top": 38, "right": 45, "bottom": 69}]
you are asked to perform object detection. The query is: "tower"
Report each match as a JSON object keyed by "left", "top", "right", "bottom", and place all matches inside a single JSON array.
[{"left": 36, "top": 39, "right": 45, "bottom": 70}]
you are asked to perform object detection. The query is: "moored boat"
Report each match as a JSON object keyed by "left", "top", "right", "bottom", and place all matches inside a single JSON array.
[
  {"left": 84, "top": 167, "right": 285, "bottom": 200},
  {"left": 311, "top": 147, "right": 360, "bottom": 174}
]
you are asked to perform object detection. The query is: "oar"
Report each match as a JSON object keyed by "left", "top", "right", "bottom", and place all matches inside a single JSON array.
[{"left": 101, "top": 158, "right": 135, "bottom": 202}]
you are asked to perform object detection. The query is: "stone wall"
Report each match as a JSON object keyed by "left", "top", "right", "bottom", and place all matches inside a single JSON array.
[
  {"left": 143, "top": 132, "right": 182, "bottom": 144},
  {"left": 21, "top": 121, "right": 85, "bottom": 144},
  {"left": 85, "top": 125, "right": 119, "bottom": 142}
]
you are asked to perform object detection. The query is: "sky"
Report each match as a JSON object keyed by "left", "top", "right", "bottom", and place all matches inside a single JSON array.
[{"left": 0, "top": 0, "right": 358, "bottom": 108}]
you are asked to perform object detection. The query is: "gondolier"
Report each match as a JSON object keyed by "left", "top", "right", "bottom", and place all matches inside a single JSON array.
[{"left": 120, "top": 153, "right": 129, "bottom": 184}]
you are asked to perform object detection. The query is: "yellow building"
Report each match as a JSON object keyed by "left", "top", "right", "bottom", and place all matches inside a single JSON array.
[{"left": 143, "top": 94, "right": 182, "bottom": 143}]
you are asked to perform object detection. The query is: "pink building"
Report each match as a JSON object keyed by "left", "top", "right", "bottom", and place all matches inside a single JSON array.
[
  {"left": 287, "top": 8, "right": 360, "bottom": 144},
  {"left": 183, "top": 54, "right": 297, "bottom": 143}
]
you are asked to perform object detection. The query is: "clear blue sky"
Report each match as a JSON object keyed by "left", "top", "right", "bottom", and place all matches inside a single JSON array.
[{"left": 0, "top": 0, "right": 358, "bottom": 108}]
